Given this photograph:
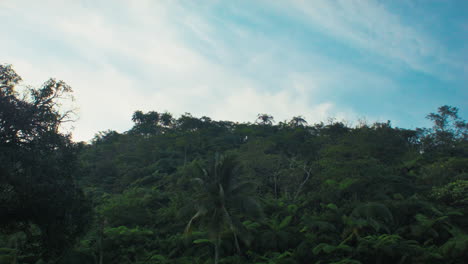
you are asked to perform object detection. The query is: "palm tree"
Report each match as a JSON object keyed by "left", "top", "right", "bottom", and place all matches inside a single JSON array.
[
  {"left": 185, "top": 154, "right": 262, "bottom": 264},
  {"left": 256, "top": 114, "right": 275, "bottom": 125},
  {"left": 289, "top": 116, "right": 308, "bottom": 128}
]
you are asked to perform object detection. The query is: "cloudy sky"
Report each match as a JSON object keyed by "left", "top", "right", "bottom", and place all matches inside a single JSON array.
[{"left": 2, "top": 0, "right": 467, "bottom": 141}]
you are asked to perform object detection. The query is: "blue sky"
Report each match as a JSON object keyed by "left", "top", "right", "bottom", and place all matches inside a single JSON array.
[{"left": 1, "top": 0, "right": 467, "bottom": 141}]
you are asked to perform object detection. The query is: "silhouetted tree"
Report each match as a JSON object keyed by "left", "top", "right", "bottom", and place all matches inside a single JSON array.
[
  {"left": 0, "top": 64, "right": 90, "bottom": 262},
  {"left": 256, "top": 114, "right": 274, "bottom": 125}
]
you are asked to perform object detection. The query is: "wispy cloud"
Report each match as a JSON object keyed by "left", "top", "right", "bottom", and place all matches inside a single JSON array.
[
  {"left": 285, "top": 0, "right": 462, "bottom": 78},
  {"left": 1, "top": 0, "right": 466, "bottom": 140}
]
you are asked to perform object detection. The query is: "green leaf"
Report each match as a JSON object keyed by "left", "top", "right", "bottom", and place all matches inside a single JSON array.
[
  {"left": 323, "top": 245, "right": 336, "bottom": 254},
  {"left": 279, "top": 215, "right": 292, "bottom": 229},
  {"left": 193, "top": 239, "right": 212, "bottom": 244}
]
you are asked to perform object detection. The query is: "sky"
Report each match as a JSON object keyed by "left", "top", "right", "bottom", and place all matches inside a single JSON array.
[{"left": 1, "top": 0, "right": 467, "bottom": 142}]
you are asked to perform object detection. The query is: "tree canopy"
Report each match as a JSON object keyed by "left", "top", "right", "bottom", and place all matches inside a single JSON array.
[{"left": 0, "top": 64, "right": 90, "bottom": 263}]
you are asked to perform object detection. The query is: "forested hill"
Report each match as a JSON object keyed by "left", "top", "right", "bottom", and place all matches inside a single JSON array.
[
  {"left": 1, "top": 64, "right": 468, "bottom": 264},
  {"left": 73, "top": 108, "right": 467, "bottom": 264}
]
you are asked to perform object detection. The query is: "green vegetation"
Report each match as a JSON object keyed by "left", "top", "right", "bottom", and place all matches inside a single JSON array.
[{"left": 1, "top": 65, "right": 467, "bottom": 263}]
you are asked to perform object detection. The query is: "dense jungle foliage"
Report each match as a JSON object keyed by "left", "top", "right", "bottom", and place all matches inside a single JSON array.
[{"left": 1, "top": 65, "right": 468, "bottom": 264}]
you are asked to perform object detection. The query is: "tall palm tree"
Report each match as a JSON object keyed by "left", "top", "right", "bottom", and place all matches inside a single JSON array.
[
  {"left": 289, "top": 116, "right": 308, "bottom": 128},
  {"left": 256, "top": 114, "right": 275, "bottom": 125},
  {"left": 185, "top": 154, "right": 261, "bottom": 264}
]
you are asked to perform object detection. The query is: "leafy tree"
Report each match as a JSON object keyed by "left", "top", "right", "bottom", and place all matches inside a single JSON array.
[
  {"left": 0, "top": 64, "right": 90, "bottom": 262},
  {"left": 426, "top": 106, "right": 467, "bottom": 140},
  {"left": 159, "top": 111, "right": 174, "bottom": 128},
  {"left": 131, "top": 110, "right": 160, "bottom": 135},
  {"left": 431, "top": 180, "right": 468, "bottom": 207},
  {"left": 421, "top": 105, "right": 467, "bottom": 155}
]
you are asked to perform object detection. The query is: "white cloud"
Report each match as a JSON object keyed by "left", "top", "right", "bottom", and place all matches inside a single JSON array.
[
  {"left": 1, "top": 0, "right": 425, "bottom": 142},
  {"left": 217, "top": 85, "right": 353, "bottom": 125}
]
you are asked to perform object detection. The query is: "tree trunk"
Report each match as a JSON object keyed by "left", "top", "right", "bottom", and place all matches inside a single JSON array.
[
  {"left": 13, "top": 238, "right": 18, "bottom": 264},
  {"left": 222, "top": 207, "right": 241, "bottom": 255},
  {"left": 183, "top": 145, "right": 187, "bottom": 167},
  {"left": 214, "top": 235, "right": 220, "bottom": 264},
  {"left": 294, "top": 165, "right": 312, "bottom": 200},
  {"left": 273, "top": 172, "right": 278, "bottom": 199},
  {"left": 98, "top": 218, "right": 105, "bottom": 264},
  {"left": 233, "top": 233, "right": 241, "bottom": 255}
]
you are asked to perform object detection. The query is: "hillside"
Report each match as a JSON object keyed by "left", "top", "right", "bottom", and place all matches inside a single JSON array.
[{"left": 1, "top": 64, "right": 467, "bottom": 263}]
